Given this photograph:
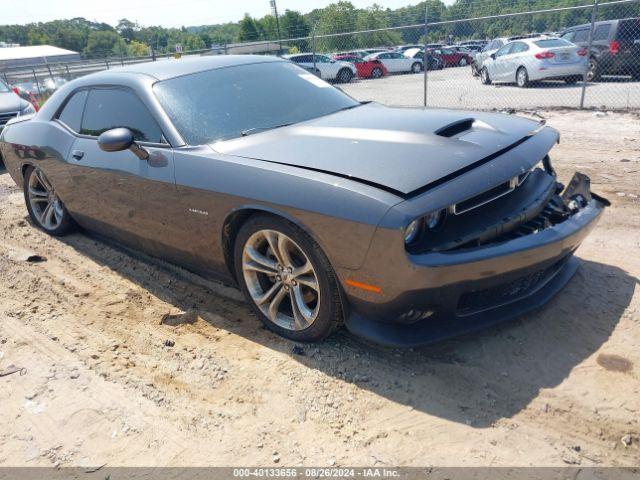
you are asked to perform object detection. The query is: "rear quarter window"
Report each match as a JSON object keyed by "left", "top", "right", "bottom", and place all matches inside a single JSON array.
[
  {"left": 57, "top": 90, "right": 88, "bottom": 132},
  {"left": 617, "top": 19, "right": 640, "bottom": 41},
  {"left": 593, "top": 24, "right": 612, "bottom": 41}
]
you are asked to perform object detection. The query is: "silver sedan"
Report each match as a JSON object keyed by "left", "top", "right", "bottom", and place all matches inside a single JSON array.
[{"left": 480, "top": 37, "right": 588, "bottom": 87}]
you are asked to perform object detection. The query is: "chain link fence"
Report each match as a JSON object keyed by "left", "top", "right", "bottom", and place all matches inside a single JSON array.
[{"left": 2, "top": 0, "right": 639, "bottom": 112}]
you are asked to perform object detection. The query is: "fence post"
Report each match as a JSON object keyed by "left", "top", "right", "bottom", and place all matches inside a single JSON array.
[
  {"left": 580, "top": 0, "right": 600, "bottom": 109},
  {"left": 423, "top": 4, "right": 429, "bottom": 107},
  {"left": 31, "top": 68, "right": 42, "bottom": 96},
  {"left": 312, "top": 24, "right": 317, "bottom": 76}
]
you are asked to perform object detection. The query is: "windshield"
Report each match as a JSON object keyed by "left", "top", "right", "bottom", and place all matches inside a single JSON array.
[
  {"left": 154, "top": 61, "right": 359, "bottom": 145},
  {"left": 0, "top": 80, "right": 10, "bottom": 93}
]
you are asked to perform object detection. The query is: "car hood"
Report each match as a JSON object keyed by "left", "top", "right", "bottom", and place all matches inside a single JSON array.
[
  {"left": 0, "top": 91, "right": 22, "bottom": 113},
  {"left": 213, "top": 103, "right": 547, "bottom": 196}
]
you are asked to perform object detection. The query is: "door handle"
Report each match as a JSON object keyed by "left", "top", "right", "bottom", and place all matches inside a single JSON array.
[{"left": 72, "top": 150, "right": 84, "bottom": 160}]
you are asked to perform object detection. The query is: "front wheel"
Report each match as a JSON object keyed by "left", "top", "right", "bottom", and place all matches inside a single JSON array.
[
  {"left": 480, "top": 67, "right": 492, "bottom": 85},
  {"left": 458, "top": 57, "right": 468, "bottom": 67},
  {"left": 337, "top": 68, "right": 353, "bottom": 83},
  {"left": 371, "top": 67, "right": 383, "bottom": 78},
  {"left": 587, "top": 58, "right": 601, "bottom": 82},
  {"left": 23, "top": 166, "right": 74, "bottom": 236},
  {"left": 516, "top": 67, "right": 530, "bottom": 88},
  {"left": 411, "top": 62, "right": 423, "bottom": 73},
  {"left": 471, "top": 62, "right": 479, "bottom": 76},
  {"left": 234, "top": 215, "right": 344, "bottom": 342}
]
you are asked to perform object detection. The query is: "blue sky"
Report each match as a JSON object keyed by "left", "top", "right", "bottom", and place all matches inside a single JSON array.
[{"left": 4, "top": 0, "right": 453, "bottom": 27}]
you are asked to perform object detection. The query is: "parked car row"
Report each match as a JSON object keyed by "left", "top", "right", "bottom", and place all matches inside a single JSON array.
[{"left": 473, "top": 17, "right": 640, "bottom": 87}]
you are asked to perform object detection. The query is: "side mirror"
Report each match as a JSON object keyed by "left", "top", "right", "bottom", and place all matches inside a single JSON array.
[
  {"left": 98, "top": 127, "right": 149, "bottom": 160},
  {"left": 490, "top": 53, "right": 497, "bottom": 60}
]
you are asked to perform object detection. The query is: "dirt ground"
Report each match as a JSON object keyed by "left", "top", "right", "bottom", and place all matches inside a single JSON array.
[{"left": 0, "top": 110, "right": 638, "bottom": 468}]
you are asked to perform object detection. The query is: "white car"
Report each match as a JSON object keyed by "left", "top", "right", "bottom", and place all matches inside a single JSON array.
[
  {"left": 480, "top": 37, "right": 588, "bottom": 87},
  {"left": 365, "top": 51, "right": 423, "bottom": 74},
  {"left": 283, "top": 54, "right": 357, "bottom": 83}
]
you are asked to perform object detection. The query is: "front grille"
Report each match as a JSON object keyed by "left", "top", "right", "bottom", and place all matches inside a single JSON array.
[
  {"left": 453, "top": 179, "right": 514, "bottom": 214},
  {"left": 457, "top": 259, "right": 565, "bottom": 315},
  {"left": 0, "top": 111, "right": 19, "bottom": 128}
]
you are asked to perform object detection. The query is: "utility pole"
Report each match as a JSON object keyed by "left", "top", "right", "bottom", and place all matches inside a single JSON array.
[{"left": 270, "top": 0, "right": 283, "bottom": 54}]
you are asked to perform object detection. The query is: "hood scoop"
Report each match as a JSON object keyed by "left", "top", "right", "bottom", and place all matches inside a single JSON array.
[{"left": 434, "top": 118, "right": 475, "bottom": 138}]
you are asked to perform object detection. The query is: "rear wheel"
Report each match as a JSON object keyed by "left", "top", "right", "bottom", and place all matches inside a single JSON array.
[
  {"left": 337, "top": 68, "right": 353, "bottom": 83},
  {"left": 587, "top": 58, "right": 601, "bottom": 81},
  {"left": 411, "top": 62, "right": 422, "bottom": 73},
  {"left": 516, "top": 67, "right": 530, "bottom": 88},
  {"left": 458, "top": 57, "right": 468, "bottom": 67},
  {"left": 23, "top": 166, "right": 74, "bottom": 236},
  {"left": 471, "top": 62, "right": 479, "bottom": 76},
  {"left": 480, "top": 67, "right": 491, "bottom": 85},
  {"left": 234, "top": 215, "right": 343, "bottom": 342},
  {"left": 371, "top": 67, "right": 383, "bottom": 78}
]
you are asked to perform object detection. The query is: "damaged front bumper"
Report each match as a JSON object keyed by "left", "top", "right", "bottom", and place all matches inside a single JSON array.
[{"left": 341, "top": 172, "right": 608, "bottom": 348}]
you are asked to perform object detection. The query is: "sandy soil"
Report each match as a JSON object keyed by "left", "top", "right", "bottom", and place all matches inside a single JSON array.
[{"left": 0, "top": 110, "right": 638, "bottom": 467}]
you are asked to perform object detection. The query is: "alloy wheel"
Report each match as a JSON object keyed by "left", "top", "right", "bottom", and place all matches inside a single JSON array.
[
  {"left": 459, "top": 58, "right": 467, "bottom": 66},
  {"left": 412, "top": 62, "right": 422, "bottom": 73},
  {"left": 372, "top": 67, "right": 382, "bottom": 78},
  {"left": 27, "top": 169, "right": 64, "bottom": 231},
  {"left": 242, "top": 229, "right": 320, "bottom": 332}
]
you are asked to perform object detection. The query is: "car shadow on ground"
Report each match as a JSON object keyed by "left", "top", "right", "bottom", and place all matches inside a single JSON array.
[{"left": 57, "top": 228, "right": 636, "bottom": 428}]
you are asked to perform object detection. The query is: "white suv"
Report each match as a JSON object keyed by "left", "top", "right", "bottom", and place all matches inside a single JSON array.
[{"left": 284, "top": 54, "right": 357, "bottom": 83}]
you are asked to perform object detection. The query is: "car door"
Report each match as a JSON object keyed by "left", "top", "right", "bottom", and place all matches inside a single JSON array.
[
  {"left": 504, "top": 42, "right": 530, "bottom": 81},
  {"left": 375, "top": 53, "right": 394, "bottom": 72},
  {"left": 315, "top": 55, "right": 339, "bottom": 79},
  {"left": 490, "top": 43, "right": 516, "bottom": 81},
  {"left": 62, "top": 87, "right": 181, "bottom": 255}
]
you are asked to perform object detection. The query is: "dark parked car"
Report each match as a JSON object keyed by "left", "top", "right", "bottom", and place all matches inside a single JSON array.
[
  {"left": 0, "top": 56, "right": 607, "bottom": 347},
  {"left": 0, "top": 79, "right": 36, "bottom": 133},
  {"left": 561, "top": 18, "right": 640, "bottom": 80}
]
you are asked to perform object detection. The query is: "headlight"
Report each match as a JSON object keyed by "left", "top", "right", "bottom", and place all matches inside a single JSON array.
[
  {"left": 424, "top": 209, "right": 446, "bottom": 231},
  {"left": 404, "top": 219, "right": 421, "bottom": 244},
  {"left": 18, "top": 102, "right": 36, "bottom": 116}
]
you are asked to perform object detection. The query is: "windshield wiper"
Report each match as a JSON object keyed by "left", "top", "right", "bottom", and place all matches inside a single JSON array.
[{"left": 240, "top": 122, "right": 294, "bottom": 137}]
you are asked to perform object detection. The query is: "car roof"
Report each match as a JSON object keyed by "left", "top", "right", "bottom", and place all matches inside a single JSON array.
[{"left": 94, "top": 55, "right": 283, "bottom": 81}]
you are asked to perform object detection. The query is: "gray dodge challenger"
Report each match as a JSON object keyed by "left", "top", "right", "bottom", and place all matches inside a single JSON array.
[{"left": 0, "top": 56, "right": 608, "bottom": 347}]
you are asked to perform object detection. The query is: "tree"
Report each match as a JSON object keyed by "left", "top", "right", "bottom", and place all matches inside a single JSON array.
[
  {"left": 316, "top": 1, "right": 359, "bottom": 52},
  {"left": 237, "top": 14, "right": 261, "bottom": 42},
  {"left": 116, "top": 19, "right": 138, "bottom": 43},
  {"left": 280, "top": 10, "right": 310, "bottom": 50},
  {"left": 127, "top": 40, "right": 150, "bottom": 56},
  {"left": 355, "top": 5, "right": 402, "bottom": 48},
  {"left": 83, "top": 30, "right": 128, "bottom": 57}
]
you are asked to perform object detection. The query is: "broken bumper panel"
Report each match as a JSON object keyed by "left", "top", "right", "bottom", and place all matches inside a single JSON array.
[{"left": 344, "top": 174, "right": 607, "bottom": 348}]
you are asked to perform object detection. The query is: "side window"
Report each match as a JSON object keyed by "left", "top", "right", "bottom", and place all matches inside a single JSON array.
[
  {"left": 81, "top": 88, "right": 164, "bottom": 143},
  {"left": 57, "top": 90, "right": 88, "bottom": 132},
  {"left": 495, "top": 44, "right": 513, "bottom": 57},
  {"left": 511, "top": 42, "right": 529, "bottom": 54},
  {"left": 573, "top": 29, "right": 590, "bottom": 43},
  {"left": 378, "top": 53, "right": 390, "bottom": 59},
  {"left": 593, "top": 24, "right": 611, "bottom": 41}
]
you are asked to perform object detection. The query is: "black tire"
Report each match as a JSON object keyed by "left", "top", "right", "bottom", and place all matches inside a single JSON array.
[
  {"left": 371, "top": 67, "right": 383, "bottom": 79},
  {"left": 234, "top": 214, "right": 344, "bottom": 343},
  {"left": 411, "top": 62, "right": 423, "bottom": 73},
  {"left": 23, "top": 166, "right": 74, "bottom": 236},
  {"left": 516, "top": 67, "right": 530, "bottom": 88},
  {"left": 564, "top": 75, "right": 580, "bottom": 85},
  {"left": 587, "top": 57, "right": 601, "bottom": 82},
  {"left": 337, "top": 68, "right": 353, "bottom": 83},
  {"left": 480, "top": 67, "right": 491, "bottom": 85},
  {"left": 458, "top": 57, "right": 468, "bottom": 67},
  {"left": 471, "top": 62, "right": 479, "bottom": 77}
]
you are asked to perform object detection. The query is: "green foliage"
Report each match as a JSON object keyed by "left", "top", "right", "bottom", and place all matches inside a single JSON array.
[{"left": 1, "top": 0, "right": 638, "bottom": 60}]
